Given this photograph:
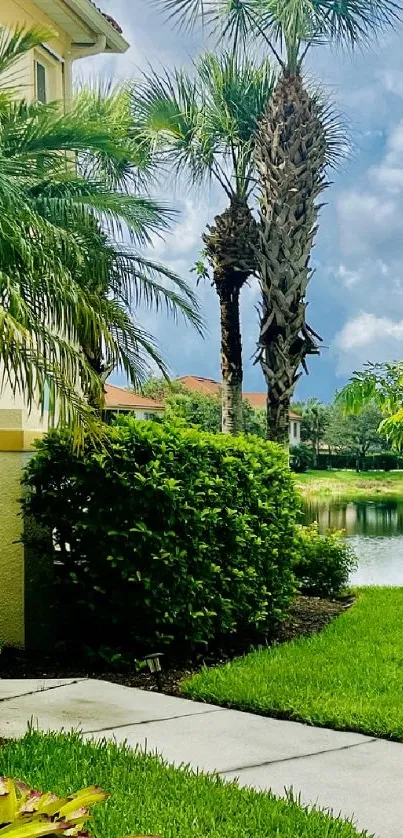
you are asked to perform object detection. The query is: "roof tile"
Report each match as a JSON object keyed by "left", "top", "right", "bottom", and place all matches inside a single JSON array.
[
  {"left": 176, "top": 377, "right": 301, "bottom": 419},
  {"left": 104, "top": 384, "right": 164, "bottom": 410},
  {"left": 87, "top": 1, "right": 123, "bottom": 33}
]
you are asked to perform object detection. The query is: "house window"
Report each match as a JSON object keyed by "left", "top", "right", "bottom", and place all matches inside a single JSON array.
[
  {"left": 35, "top": 61, "right": 47, "bottom": 103},
  {"left": 293, "top": 422, "right": 298, "bottom": 438}
]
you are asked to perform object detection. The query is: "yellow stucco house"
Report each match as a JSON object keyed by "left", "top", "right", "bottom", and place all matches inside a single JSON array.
[
  {"left": 0, "top": 0, "right": 128, "bottom": 649},
  {"left": 1, "top": 0, "right": 128, "bottom": 103}
]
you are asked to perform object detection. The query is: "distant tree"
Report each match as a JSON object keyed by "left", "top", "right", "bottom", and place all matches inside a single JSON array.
[
  {"left": 337, "top": 362, "right": 403, "bottom": 450},
  {"left": 301, "top": 399, "right": 330, "bottom": 465},
  {"left": 141, "top": 377, "right": 266, "bottom": 436},
  {"left": 142, "top": 377, "right": 183, "bottom": 401},
  {"left": 291, "top": 402, "right": 304, "bottom": 417},
  {"left": 242, "top": 402, "right": 266, "bottom": 438},
  {"left": 325, "top": 402, "right": 384, "bottom": 470},
  {"left": 165, "top": 390, "right": 222, "bottom": 433}
]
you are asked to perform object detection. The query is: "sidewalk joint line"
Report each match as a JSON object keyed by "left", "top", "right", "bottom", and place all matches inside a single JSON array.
[
  {"left": 220, "top": 737, "right": 378, "bottom": 775},
  {"left": 0, "top": 678, "right": 88, "bottom": 704},
  {"left": 83, "top": 708, "right": 224, "bottom": 735}
]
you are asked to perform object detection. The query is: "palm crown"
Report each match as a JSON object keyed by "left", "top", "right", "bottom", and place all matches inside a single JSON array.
[
  {"left": 133, "top": 50, "right": 275, "bottom": 199},
  {"left": 158, "top": 0, "right": 400, "bottom": 70}
]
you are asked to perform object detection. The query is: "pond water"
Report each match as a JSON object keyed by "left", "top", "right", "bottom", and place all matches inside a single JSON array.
[{"left": 304, "top": 497, "right": 403, "bottom": 585}]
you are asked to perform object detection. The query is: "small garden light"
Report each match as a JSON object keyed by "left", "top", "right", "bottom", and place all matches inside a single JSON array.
[{"left": 143, "top": 652, "right": 164, "bottom": 692}]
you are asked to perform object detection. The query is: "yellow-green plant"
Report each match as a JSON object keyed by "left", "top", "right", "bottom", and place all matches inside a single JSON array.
[{"left": 0, "top": 779, "right": 108, "bottom": 838}]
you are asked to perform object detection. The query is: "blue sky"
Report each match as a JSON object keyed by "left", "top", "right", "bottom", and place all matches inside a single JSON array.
[{"left": 81, "top": 1, "right": 403, "bottom": 402}]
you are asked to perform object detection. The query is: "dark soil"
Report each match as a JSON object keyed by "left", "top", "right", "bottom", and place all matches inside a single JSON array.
[{"left": 0, "top": 595, "right": 352, "bottom": 697}]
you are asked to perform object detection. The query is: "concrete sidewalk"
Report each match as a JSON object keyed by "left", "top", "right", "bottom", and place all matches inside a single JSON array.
[{"left": 0, "top": 678, "right": 401, "bottom": 838}]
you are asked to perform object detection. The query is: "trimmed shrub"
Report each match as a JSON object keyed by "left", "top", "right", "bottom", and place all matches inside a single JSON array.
[
  {"left": 23, "top": 418, "right": 299, "bottom": 659},
  {"left": 294, "top": 524, "right": 357, "bottom": 598},
  {"left": 290, "top": 443, "right": 314, "bottom": 473}
]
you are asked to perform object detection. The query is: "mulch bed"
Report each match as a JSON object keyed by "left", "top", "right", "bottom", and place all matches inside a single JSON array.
[{"left": 0, "top": 595, "right": 352, "bottom": 697}]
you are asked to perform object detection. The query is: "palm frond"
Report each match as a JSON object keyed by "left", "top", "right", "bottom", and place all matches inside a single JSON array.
[
  {"left": 113, "top": 251, "right": 205, "bottom": 334},
  {"left": 132, "top": 67, "right": 210, "bottom": 186},
  {"left": 99, "top": 297, "right": 170, "bottom": 387},
  {"left": 308, "top": 85, "right": 351, "bottom": 168},
  {"left": 73, "top": 82, "right": 156, "bottom": 191},
  {"left": 0, "top": 25, "right": 53, "bottom": 78},
  {"left": 153, "top": 0, "right": 208, "bottom": 30},
  {"left": 314, "top": 0, "right": 401, "bottom": 47}
]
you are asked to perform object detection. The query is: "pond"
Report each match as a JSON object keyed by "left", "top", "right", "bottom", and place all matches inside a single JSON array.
[{"left": 304, "top": 497, "right": 403, "bottom": 585}]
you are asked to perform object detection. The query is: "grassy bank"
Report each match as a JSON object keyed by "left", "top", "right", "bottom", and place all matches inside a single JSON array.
[
  {"left": 182, "top": 588, "right": 403, "bottom": 741},
  {"left": 296, "top": 469, "right": 403, "bottom": 498},
  {"left": 0, "top": 730, "right": 364, "bottom": 838}
]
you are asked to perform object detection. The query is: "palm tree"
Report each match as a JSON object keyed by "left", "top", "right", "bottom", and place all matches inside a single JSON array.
[
  {"left": 131, "top": 51, "right": 274, "bottom": 433},
  {"left": 156, "top": 0, "right": 398, "bottom": 443},
  {"left": 0, "top": 27, "right": 202, "bottom": 432}
]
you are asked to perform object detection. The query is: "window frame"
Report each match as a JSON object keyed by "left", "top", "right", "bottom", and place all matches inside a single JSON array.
[{"left": 35, "top": 59, "right": 47, "bottom": 103}]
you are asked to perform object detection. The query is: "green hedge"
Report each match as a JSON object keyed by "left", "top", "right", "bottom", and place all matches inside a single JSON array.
[
  {"left": 23, "top": 418, "right": 299, "bottom": 660},
  {"left": 315, "top": 452, "right": 403, "bottom": 471}
]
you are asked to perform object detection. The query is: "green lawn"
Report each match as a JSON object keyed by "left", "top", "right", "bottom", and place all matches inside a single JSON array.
[
  {"left": 0, "top": 730, "right": 364, "bottom": 838},
  {"left": 295, "top": 469, "right": 403, "bottom": 498},
  {"left": 182, "top": 588, "right": 403, "bottom": 741}
]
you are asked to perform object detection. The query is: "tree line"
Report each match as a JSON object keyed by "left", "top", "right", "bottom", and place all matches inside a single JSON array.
[{"left": 295, "top": 399, "right": 395, "bottom": 471}]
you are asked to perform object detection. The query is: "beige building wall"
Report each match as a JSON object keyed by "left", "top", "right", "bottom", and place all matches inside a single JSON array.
[
  {"left": 289, "top": 419, "right": 301, "bottom": 448},
  {"left": 0, "top": 453, "right": 28, "bottom": 646}
]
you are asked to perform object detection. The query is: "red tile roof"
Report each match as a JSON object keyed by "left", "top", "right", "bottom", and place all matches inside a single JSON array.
[
  {"left": 176, "top": 377, "right": 302, "bottom": 420},
  {"left": 104, "top": 384, "right": 163, "bottom": 410},
  {"left": 177, "top": 376, "right": 221, "bottom": 396},
  {"left": 88, "top": 1, "right": 123, "bottom": 33}
]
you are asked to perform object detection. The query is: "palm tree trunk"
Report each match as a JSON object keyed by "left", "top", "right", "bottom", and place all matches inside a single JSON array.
[
  {"left": 203, "top": 196, "right": 258, "bottom": 436},
  {"left": 267, "top": 391, "right": 290, "bottom": 445},
  {"left": 81, "top": 340, "right": 110, "bottom": 411},
  {"left": 218, "top": 276, "right": 243, "bottom": 434},
  {"left": 255, "top": 73, "right": 324, "bottom": 443}
]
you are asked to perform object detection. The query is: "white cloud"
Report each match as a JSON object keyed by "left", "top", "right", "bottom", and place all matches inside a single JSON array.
[
  {"left": 333, "top": 312, "right": 403, "bottom": 374},
  {"left": 336, "top": 191, "right": 399, "bottom": 257},
  {"left": 147, "top": 197, "right": 219, "bottom": 265},
  {"left": 335, "top": 264, "right": 362, "bottom": 287},
  {"left": 336, "top": 312, "right": 403, "bottom": 349},
  {"left": 379, "top": 70, "right": 403, "bottom": 98},
  {"left": 370, "top": 120, "right": 403, "bottom": 192}
]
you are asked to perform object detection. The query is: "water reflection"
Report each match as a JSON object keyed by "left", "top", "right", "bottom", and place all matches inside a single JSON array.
[
  {"left": 303, "top": 497, "right": 403, "bottom": 586},
  {"left": 304, "top": 498, "right": 403, "bottom": 537}
]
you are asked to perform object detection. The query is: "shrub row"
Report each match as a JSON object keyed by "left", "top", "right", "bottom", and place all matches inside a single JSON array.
[
  {"left": 291, "top": 447, "right": 403, "bottom": 473},
  {"left": 316, "top": 452, "right": 403, "bottom": 471},
  {"left": 23, "top": 418, "right": 299, "bottom": 660}
]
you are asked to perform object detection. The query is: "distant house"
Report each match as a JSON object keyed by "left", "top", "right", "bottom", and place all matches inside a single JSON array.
[
  {"left": 176, "top": 376, "right": 302, "bottom": 447},
  {"left": 103, "top": 379, "right": 302, "bottom": 446},
  {"left": 103, "top": 384, "right": 164, "bottom": 421}
]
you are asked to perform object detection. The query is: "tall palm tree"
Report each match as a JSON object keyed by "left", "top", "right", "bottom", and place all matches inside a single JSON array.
[
  {"left": 0, "top": 27, "right": 202, "bottom": 432},
  {"left": 132, "top": 51, "right": 274, "bottom": 433},
  {"left": 156, "top": 0, "right": 398, "bottom": 443}
]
